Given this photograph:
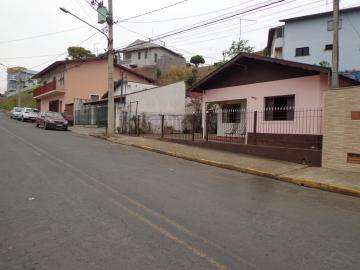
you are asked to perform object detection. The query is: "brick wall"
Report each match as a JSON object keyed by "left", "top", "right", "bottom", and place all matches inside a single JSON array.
[{"left": 322, "top": 86, "right": 360, "bottom": 172}]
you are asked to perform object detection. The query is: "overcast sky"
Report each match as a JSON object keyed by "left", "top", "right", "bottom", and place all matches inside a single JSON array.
[{"left": 1, "top": 0, "right": 359, "bottom": 93}]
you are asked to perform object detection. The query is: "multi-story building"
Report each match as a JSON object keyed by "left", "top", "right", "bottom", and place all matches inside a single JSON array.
[
  {"left": 32, "top": 57, "right": 155, "bottom": 114},
  {"left": 6, "top": 67, "right": 38, "bottom": 96},
  {"left": 117, "top": 39, "right": 186, "bottom": 74},
  {"left": 266, "top": 6, "right": 360, "bottom": 80}
]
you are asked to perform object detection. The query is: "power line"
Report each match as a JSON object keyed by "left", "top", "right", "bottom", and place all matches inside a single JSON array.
[
  {"left": 29, "top": 32, "right": 100, "bottom": 70},
  {"left": 121, "top": 0, "right": 258, "bottom": 24},
  {"left": 113, "top": 0, "right": 289, "bottom": 52},
  {"left": 0, "top": 27, "right": 86, "bottom": 45},
  {"left": 71, "top": 0, "right": 97, "bottom": 24},
  {"left": 166, "top": 0, "right": 327, "bottom": 44},
  {"left": 0, "top": 53, "right": 67, "bottom": 60},
  {"left": 150, "top": 0, "right": 287, "bottom": 41},
  {"left": 115, "top": 0, "right": 190, "bottom": 23}
]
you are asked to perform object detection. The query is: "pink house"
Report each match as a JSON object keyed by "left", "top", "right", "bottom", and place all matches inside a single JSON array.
[
  {"left": 189, "top": 53, "right": 359, "bottom": 150},
  {"left": 32, "top": 57, "right": 155, "bottom": 116}
]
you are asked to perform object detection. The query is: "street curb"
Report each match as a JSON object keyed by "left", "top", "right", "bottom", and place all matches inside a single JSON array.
[
  {"left": 110, "top": 140, "right": 360, "bottom": 198},
  {"left": 276, "top": 176, "right": 360, "bottom": 198},
  {"left": 74, "top": 134, "right": 360, "bottom": 198}
]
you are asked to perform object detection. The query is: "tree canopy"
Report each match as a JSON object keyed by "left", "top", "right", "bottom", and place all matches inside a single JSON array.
[
  {"left": 67, "top": 46, "right": 96, "bottom": 60},
  {"left": 190, "top": 55, "right": 205, "bottom": 67},
  {"left": 222, "top": 40, "right": 255, "bottom": 61}
]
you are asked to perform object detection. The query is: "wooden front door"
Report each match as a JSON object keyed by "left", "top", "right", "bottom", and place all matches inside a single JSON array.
[{"left": 64, "top": 103, "right": 74, "bottom": 125}]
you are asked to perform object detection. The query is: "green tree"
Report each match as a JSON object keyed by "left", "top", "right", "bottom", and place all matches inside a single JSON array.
[
  {"left": 67, "top": 46, "right": 96, "bottom": 60},
  {"left": 190, "top": 55, "right": 205, "bottom": 67},
  {"left": 185, "top": 68, "right": 198, "bottom": 86},
  {"left": 222, "top": 40, "right": 255, "bottom": 61},
  {"left": 318, "top": 60, "right": 330, "bottom": 67}
]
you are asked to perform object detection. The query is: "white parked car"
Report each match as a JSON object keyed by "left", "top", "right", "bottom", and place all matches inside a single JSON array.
[
  {"left": 19, "top": 107, "right": 39, "bottom": 122},
  {"left": 10, "top": 107, "right": 23, "bottom": 119}
]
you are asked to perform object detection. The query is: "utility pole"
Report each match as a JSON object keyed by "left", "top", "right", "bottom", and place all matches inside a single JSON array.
[
  {"left": 107, "top": 0, "right": 114, "bottom": 137},
  {"left": 331, "top": 0, "right": 339, "bottom": 88}
]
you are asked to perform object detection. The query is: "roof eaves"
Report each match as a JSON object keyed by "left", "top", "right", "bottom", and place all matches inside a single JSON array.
[{"left": 188, "top": 53, "right": 331, "bottom": 92}]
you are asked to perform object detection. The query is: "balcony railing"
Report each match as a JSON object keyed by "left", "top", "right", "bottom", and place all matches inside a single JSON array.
[{"left": 33, "top": 80, "right": 58, "bottom": 97}]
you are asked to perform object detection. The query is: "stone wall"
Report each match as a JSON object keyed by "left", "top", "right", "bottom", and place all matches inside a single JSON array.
[{"left": 322, "top": 86, "right": 360, "bottom": 172}]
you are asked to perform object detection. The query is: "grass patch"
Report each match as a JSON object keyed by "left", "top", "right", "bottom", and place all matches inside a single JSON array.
[{"left": 0, "top": 87, "right": 37, "bottom": 111}]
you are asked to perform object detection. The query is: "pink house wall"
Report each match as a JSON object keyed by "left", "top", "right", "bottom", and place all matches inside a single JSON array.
[
  {"left": 203, "top": 75, "right": 327, "bottom": 135},
  {"left": 36, "top": 59, "right": 152, "bottom": 112}
]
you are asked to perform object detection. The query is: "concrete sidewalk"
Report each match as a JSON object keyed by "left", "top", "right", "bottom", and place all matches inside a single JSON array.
[{"left": 70, "top": 126, "right": 360, "bottom": 198}]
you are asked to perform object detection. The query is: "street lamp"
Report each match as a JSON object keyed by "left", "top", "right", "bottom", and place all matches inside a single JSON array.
[
  {"left": 59, "top": 7, "right": 109, "bottom": 39},
  {"left": 59, "top": 2, "right": 114, "bottom": 137}
]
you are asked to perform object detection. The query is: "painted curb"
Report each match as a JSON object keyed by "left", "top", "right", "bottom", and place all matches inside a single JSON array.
[{"left": 87, "top": 135, "right": 360, "bottom": 198}]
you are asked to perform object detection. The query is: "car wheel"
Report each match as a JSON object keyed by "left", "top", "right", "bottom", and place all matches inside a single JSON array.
[
  {"left": 63, "top": 127, "right": 68, "bottom": 131},
  {"left": 44, "top": 123, "right": 49, "bottom": 130},
  {"left": 36, "top": 123, "right": 39, "bottom": 128}
]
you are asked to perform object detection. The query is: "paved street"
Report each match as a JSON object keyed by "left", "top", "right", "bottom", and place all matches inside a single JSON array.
[{"left": 0, "top": 111, "right": 359, "bottom": 270}]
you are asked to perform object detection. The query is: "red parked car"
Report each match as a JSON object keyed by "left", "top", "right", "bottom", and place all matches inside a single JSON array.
[{"left": 36, "top": 111, "right": 68, "bottom": 131}]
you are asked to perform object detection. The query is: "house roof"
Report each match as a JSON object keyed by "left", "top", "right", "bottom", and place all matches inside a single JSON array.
[
  {"left": 32, "top": 58, "right": 100, "bottom": 79},
  {"left": 32, "top": 57, "right": 156, "bottom": 83},
  {"left": 188, "top": 53, "right": 360, "bottom": 92},
  {"left": 101, "top": 80, "right": 156, "bottom": 99},
  {"left": 119, "top": 39, "right": 184, "bottom": 58},
  {"left": 280, "top": 5, "right": 360, "bottom": 22},
  {"left": 84, "top": 95, "right": 124, "bottom": 106}
]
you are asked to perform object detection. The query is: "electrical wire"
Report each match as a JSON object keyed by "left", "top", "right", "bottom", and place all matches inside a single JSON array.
[
  {"left": 0, "top": 27, "right": 87, "bottom": 45},
  {"left": 29, "top": 32, "right": 100, "bottom": 70},
  {"left": 113, "top": 0, "right": 288, "bottom": 52},
  {"left": 121, "top": 0, "right": 258, "bottom": 24},
  {"left": 0, "top": 53, "right": 68, "bottom": 60},
  {"left": 150, "top": 0, "right": 286, "bottom": 40},
  {"left": 115, "top": 0, "right": 190, "bottom": 23},
  {"left": 166, "top": 0, "right": 328, "bottom": 45}
]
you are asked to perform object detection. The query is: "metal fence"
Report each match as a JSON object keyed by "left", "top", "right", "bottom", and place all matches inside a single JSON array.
[
  {"left": 75, "top": 106, "right": 107, "bottom": 126},
  {"left": 76, "top": 107, "right": 323, "bottom": 149}
]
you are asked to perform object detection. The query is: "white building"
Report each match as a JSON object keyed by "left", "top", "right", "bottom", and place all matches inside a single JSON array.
[
  {"left": 117, "top": 39, "right": 186, "bottom": 74},
  {"left": 267, "top": 6, "right": 360, "bottom": 80},
  {"left": 6, "top": 67, "right": 38, "bottom": 96},
  {"left": 116, "top": 81, "right": 186, "bottom": 134}
]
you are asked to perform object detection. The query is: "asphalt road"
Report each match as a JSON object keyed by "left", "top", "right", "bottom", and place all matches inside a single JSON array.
[{"left": 0, "top": 112, "right": 359, "bottom": 270}]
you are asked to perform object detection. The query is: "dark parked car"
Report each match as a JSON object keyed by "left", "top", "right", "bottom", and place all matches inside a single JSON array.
[{"left": 36, "top": 111, "right": 68, "bottom": 130}]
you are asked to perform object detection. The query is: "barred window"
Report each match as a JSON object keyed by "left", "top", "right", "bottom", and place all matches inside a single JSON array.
[
  {"left": 264, "top": 95, "right": 295, "bottom": 121},
  {"left": 222, "top": 104, "right": 241, "bottom": 123}
]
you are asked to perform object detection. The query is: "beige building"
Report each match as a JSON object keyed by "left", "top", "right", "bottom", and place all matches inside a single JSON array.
[
  {"left": 118, "top": 39, "right": 186, "bottom": 74},
  {"left": 33, "top": 57, "right": 155, "bottom": 115},
  {"left": 322, "top": 86, "right": 360, "bottom": 172}
]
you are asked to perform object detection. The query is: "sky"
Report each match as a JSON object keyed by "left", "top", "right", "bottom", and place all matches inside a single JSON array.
[{"left": 1, "top": 0, "right": 359, "bottom": 93}]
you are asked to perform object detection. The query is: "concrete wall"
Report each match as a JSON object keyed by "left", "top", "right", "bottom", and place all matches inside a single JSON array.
[
  {"left": 115, "top": 81, "right": 155, "bottom": 96},
  {"left": 122, "top": 81, "right": 185, "bottom": 114},
  {"left": 283, "top": 10, "right": 360, "bottom": 71},
  {"left": 115, "top": 81, "right": 186, "bottom": 131},
  {"left": 322, "top": 86, "right": 360, "bottom": 172}
]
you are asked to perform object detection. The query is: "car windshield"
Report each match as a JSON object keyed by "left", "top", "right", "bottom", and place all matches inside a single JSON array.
[
  {"left": 45, "top": 112, "right": 63, "bottom": 118},
  {"left": 33, "top": 109, "right": 39, "bottom": 113},
  {"left": 15, "top": 108, "right": 22, "bottom": 112},
  {"left": 24, "top": 108, "right": 32, "bottom": 112}
]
